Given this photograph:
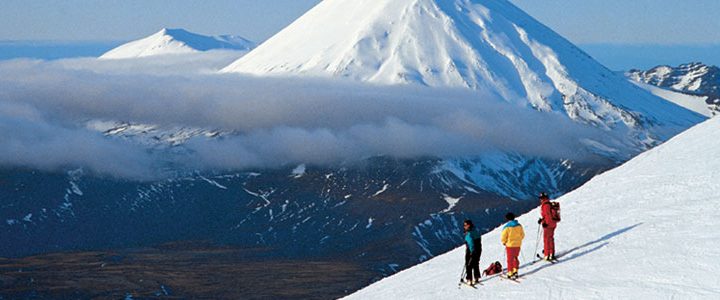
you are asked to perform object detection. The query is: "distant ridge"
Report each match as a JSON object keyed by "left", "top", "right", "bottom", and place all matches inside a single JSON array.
[
  {"left": 100, "top": 28, "right": 255, "bottom": 59},
  {"left": 627, "top": 62, "right": 720, "bottom": 116}
]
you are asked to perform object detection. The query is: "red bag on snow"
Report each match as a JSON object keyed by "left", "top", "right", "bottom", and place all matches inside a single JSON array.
[{"left": 482, "top": 261, "right": 502, "bottom": 276}]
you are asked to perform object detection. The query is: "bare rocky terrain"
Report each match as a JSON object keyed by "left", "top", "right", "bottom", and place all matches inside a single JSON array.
[{"left": 0, "top": 241, "right": 377, "bottom": 299}]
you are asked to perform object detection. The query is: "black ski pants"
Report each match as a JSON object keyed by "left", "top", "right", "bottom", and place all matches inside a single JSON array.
[{"left": 465, "top": 249, "right": 481, "bottom": 280}]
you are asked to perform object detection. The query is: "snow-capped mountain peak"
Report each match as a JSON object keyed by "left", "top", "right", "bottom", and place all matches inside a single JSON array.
[
  {"left": 627, "top": 62, "right": 717, "bottom": 93},
  {"left": 222, "top": 0, "right": 702, "bottom": 147},
  {"left": 100, "top": 28, "right": 255, "bottom": 59}
]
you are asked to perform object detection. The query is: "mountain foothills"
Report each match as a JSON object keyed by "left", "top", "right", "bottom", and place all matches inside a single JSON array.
[
  {"left": 627, "top": 62, "right": 720, "bottom": 115},
  {"left": 100, "top": 28, "right": 256, "bottom": 59},
  {"left": 346, "top": 115, "right": 720, "bottom": 300},
  {"left": 0, "top": 0, "right": 708, "bottom": 298}
]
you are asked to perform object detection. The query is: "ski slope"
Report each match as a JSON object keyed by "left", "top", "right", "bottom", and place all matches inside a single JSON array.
[{"left": 346, "top": 117, "right": 720, "bottom": 299}]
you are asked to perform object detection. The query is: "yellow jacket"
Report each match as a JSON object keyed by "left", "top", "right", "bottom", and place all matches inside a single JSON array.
[{"left": 500, "top": 220, "right": 525, "bottom": 248}]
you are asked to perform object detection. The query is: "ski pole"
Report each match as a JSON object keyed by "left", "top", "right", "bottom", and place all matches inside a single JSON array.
[
  {"left": 458, "top": 255, "right": 467, "bottom": 285},
  {"left": 532, "top": 222, "right": 541, "bottom": 261}
]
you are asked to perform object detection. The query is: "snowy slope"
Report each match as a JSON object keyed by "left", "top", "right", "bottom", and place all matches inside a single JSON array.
[
  {"left": 100, "top": 28, "right": 255, "bottom": 59},
  {"left": 346, "top": 117, "right": 720, "bottom": 299},
  {"left": 222, "top": 0, "right": 702, "bottom": 144},
  {"left": 631, "top": 81, "right": 712, "bottom": 117}
]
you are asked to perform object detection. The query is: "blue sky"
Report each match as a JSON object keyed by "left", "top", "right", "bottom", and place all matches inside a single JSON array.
[
  {"left": 0, "top": 0, "right": 718, "bottom": 69},
  {"left": 1, "top": 0, "right": 719, "bottom": 44},
  {"left": 512, "top": 0, "right": 720, "bottom": 45}
]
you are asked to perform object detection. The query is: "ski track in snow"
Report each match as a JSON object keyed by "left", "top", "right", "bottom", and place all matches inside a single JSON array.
[{"left": 346, "top": 117, "right": 720, "bottom": 299}]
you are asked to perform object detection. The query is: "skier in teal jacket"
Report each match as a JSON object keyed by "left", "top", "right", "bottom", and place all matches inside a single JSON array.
[{"left": 463, "top": 219, "right": 482, "bottom": 285}]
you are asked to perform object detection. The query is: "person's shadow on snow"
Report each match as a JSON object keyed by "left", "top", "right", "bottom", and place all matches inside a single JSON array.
[{"left": 521, "top": 222, "right": 643, "bottom": 276}]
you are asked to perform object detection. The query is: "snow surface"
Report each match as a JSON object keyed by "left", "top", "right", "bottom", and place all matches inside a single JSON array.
[
  {"left": 222, "top": 0, "right": 702, "bottom": 144},
  {"left": 346, "top": 117, "right": 720, "bottom": 299},
  {"left": 100, "top": 28, "right": 255, "bottom": 59},
  {"left": 631, "top": 81, "right": 713, "bottom": 117}
]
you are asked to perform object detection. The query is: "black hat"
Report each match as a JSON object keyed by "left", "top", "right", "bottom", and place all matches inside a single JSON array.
[
  {"left": 505, "top": 212, "right": 515, "bottom": 220},
  {"left": 539, "top": 192, "right": 549, "bottom": 199},
  {"left": 463, "top": 219, "right": 475, "bottom": 231}
]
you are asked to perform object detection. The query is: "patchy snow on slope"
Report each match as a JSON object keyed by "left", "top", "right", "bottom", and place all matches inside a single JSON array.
[
  {"left": 100, "top": 28, "right": 255, "bottom": 59},
  {"left": 372, "top": 184, "right": 390, "bottom": 197},
  {"left": 86, "top": 120, "right": 229, "bottom": 148},
  {"left": 627, "top": 62, "right": 717, "bottom": 95},
  {"left": 438, "top": 153, "right": 570, "bottom": 201},
  {"left": 346, "top": 117, "right": 720, "bottom": 299},
  {"left": 440, "top": 194, "right": 462, "bottom": 213},
  {"left": 291, "top": 164, "right": 307, "bottom": 178},
  {"left": 366, "top": 218, "right": 375, "bottom": 229},
  {"left": 198, "top": 175, "right": 228, "bottom": 190}
]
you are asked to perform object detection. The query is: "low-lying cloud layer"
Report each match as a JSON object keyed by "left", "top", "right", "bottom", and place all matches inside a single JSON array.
[{"left": 0, "top": 57, "right": 626, "bottom": 180}]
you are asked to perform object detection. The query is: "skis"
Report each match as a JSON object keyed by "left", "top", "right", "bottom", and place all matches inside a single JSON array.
[
  {"left": 499, "top": 274, "right": 522, "bottom": 283},
  {"left": 476, "top": 271, "right": 504, "bottom": 284},
  {"left": 461, "top": 269, "right": 527, "bottom": 286},
  {"left": 535, "top": 253, "right": 559, "bottom": 263},
  {"left": 458, "top": 280, "right": 479, "bottom": 289}
]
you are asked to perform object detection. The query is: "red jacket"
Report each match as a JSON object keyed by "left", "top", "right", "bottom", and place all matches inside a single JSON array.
[{"left": 540, "top": 199, "right": 558, "bottom": 228}]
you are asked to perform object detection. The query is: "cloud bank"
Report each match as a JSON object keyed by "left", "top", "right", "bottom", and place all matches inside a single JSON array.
[{"left": 0, "top": 58, "right": 626, "bottom": 179}]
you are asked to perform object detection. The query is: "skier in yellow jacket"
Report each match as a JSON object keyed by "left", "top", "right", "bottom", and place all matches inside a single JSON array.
[{"left": 500, "top": 212, "right": 525, "bottom": 279}]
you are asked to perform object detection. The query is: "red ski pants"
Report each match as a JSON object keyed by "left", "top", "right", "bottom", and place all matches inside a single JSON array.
[
  {"left": 505, "top": 247, "right": 520, "bottom": 273},
  {"left": 543, "top": 225, "right": 556, "bottom": 257}
]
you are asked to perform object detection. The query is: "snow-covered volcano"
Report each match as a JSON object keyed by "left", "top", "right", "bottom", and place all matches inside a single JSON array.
[
  {"left": 221, "top": 0, "right": 701, "bottom": 144},
  {"left": 100, "top": 28, "right": 255, "bottom": 59},
  {"left": 346, "top": 116, "right": 720, "bottom": 299}
]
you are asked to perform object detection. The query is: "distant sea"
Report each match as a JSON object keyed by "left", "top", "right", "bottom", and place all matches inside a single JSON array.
[
  {"left": 0, "top": 40, "right": 718, "bottom": 72},
  {"left": 0, "top": 40, "right": 123, "bottom": 60}
]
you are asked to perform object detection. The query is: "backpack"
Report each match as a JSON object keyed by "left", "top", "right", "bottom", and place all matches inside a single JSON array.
[
  {"left": 482, "top": 261, "right": 503, "bottom": 276},
  {"left": 549, "top": 201, "right": 561, "bottom": 222}
]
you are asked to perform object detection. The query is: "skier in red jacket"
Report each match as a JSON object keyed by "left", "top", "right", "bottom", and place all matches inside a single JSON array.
[{"left": 537, "top": 192, "right": 558, "bottom": 261}]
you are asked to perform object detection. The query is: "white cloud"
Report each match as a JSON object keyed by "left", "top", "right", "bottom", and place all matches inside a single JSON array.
[{"left": 0, "top": 58, "right": 627, "bottom": 179}]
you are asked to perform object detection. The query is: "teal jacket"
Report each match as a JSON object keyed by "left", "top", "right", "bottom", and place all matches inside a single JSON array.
[{"left": 465, "top": 229, "right": 482, "bottom": 253}]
